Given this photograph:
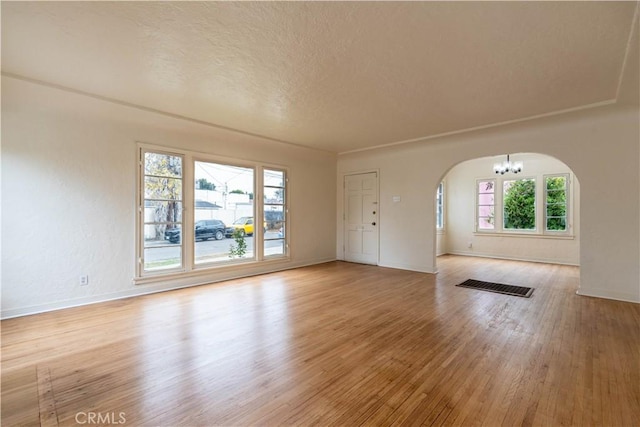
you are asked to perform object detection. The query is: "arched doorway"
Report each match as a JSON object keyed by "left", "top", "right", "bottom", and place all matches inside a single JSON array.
[{"left": 433, "top": 152, "right": 580, "bottom": 276}]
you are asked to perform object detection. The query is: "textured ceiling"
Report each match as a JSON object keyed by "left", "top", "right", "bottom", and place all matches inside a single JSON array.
[{"left": 1, "top": 2, "right": 637, "bottom": 153}]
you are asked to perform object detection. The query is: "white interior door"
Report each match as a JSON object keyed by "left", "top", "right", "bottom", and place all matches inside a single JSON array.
[{"left": 344, "top": 172, "right": 378, "bottom": 265}]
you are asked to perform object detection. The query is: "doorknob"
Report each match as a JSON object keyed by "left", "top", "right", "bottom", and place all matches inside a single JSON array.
[{"left": 372, "top": 222, "right": 376, "bottom": 226}]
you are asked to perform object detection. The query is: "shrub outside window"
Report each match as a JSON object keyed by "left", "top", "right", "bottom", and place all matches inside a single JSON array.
[{"left": 545, "top": 174, "right": 568, "bottom": 232}]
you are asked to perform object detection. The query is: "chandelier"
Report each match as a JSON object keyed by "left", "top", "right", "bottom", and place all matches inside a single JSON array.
[{"left": 493, "top": 154, "right": 523, "bottom": 175}]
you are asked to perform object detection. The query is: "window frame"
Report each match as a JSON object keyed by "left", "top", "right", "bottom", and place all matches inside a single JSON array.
[
  {"left": 474, "top": 174, "right": 573, "bottom": 238},
  {"left": 476, "top": 178, "right": 496, "bottom": 232},
  {"left": 543, "top": 173, "right": 570, "bottom": 235},
  {"left": 436, "top": 181, "right": 445, "bottom": 231},
  {"left": 135, "top": 143, "right": 290, "bottom": 282},
  {"left": 137, "top": 147, "right": 186, "bottom": 277},
  {"left": 263, "top": 168, "right": 289, "bottom": 259}
]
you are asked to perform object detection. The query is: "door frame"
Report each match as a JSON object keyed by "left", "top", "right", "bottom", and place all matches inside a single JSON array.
[{"left": 342, "top": 169, "right": 380, "bottom": 265}]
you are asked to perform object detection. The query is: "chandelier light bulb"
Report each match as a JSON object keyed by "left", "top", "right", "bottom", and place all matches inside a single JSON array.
[{"left": 493, "top": 155, "right": 523, "bottom": 175}]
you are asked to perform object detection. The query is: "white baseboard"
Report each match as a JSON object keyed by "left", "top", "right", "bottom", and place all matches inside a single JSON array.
[
  {"left": 377, "top": 261, "right": 437, "bottom": 274},
  {"left": 576, "top": 288, "right": 640, "bottom": 304},
  {"left": 1, "top": 257, "right": 337, "bottom": 319},
  {"left": 445, "top": 251, "right": 580, "bottom": 266}
]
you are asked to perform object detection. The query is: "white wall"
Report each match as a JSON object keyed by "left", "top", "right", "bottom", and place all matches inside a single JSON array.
[
  {"left": 338, "top": 103, "right": 639, "bottom": 302},
  {"left": 1, "top": 76, "right": 337, "bottom": 318},
  {"left": 436, "top": 232, "right": 446, "bottom": 257},
  {"left": 443, "top": 153, "right": 580, "bottom": 265}
]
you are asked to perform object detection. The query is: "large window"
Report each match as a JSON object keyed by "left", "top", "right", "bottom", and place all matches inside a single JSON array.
[
  {"left": 503, "top": 178, "right": 536, "bottom": 231},
  {"left": 436, "top": 182, "right": 444, "bottom": 230},
  {"left": 476, "top": 174, "right": 571, "bottom": 235},
  {"left": 137, "top": 146, "right": 288, "bottom": 280},
  {"left": 477, "top": 180, "right": 495, "bottom": 230},
  {"left": 141, "top": 150, "right": 183, "bottom": 273},
  {"left": 545, "top": 174, "right": 568, "bottom": 232}
]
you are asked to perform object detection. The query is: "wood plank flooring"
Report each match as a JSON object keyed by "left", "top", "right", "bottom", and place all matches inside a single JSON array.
[{"left": 2, "top": 255, "right": 639, "bottom": 426}]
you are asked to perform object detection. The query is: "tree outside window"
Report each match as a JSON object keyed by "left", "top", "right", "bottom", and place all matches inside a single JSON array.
[{"left": 503, "top": 179, "right": 536, "bottom": 230}]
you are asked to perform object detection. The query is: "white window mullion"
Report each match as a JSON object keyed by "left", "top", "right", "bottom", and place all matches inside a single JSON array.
[{"left": 183, "top": 154, "right": 194, "bottom": 270}]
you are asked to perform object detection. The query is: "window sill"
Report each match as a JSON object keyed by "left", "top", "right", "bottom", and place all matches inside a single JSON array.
[
  {"left": 473, "top": 232, "right": 574, "bottom": 240},
  {"left": 133, "top": 256, "right": 291, "bottom": 285}
]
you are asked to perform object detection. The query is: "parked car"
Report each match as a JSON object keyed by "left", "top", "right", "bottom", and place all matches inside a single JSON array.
[
  {"left": 164, "top": 219, "right": 227, "bottom": 243},
  {"left": 226, "top": 216, "right": 255, "bottom": 237}
]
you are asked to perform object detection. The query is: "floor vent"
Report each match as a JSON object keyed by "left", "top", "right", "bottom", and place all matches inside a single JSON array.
[{"left": 456, "top": 279, "right": 534, "bottom": 298}]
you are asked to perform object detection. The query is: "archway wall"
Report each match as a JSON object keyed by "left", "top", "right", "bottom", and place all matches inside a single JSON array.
[
  {"left": 337, "top": 104, "right": 639, "bottom": 302},
  {"left": 444, "top": 153, "right": 579, "bottom": 265}
]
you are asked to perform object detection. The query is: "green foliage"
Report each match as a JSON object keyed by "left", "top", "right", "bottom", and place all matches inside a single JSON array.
[
  {"left": 503, "top": 179, "right": 536, "bottom": 230},
  {"left": 196, "top": 178, "right": 216, "bottom": 191},
  {"left": 229, "top": 189, "right": 245, "bottom": 194},
  {"left": 229, "top": 229, "right": 248, "bottom": 258},
  {"left": 546, "top": 177, "right": 567, "bottom": 230}
]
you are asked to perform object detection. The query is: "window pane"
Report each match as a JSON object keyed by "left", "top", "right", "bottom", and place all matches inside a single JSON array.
[
  {"left": 547, "top": 217, "right": 566, "bottom": 231},
  {"left": 478, "top": 193, "right": 495, "bottom": 205},
  {"left": 144, "top": 201, "right": 182, "bottom": 223},
  {"left": 503, "top": 179, "right": 536, "bottom": 230},
  {"left": 144, "top": 152, "right": 182, "bottom": 177},
  {"left": 264, "top": 205, "right": 284, "bottom": 231},
  {"left": 478, "top": 205, "right": 494, "bottom": 218},
  {"left": 264, "top": 186, "right": 284, "bottom": 204},
  {"left": 264, "top": 170, "right": 284, "bottom": 187},
  {"left": 144, "top": 223, "right": 181, "bottom": 246},
  {"left": 264, "top": 239, "right": 285, "bottom": 257},
  {"left": 546, "top": 204, "right": 566, "bottom": 218},
  {"left": 478, "top": 216, "right": 495, "bottom": 230},
  {"left": 144, "top": 177, "right": 182, "bottom": 200},
  {"left": 144, "top": 247, "right": 181, "bottom": 271},
  {"left": 478, "top": 181, "right": 495, "bottom": 194},
  {"left": 546, "top": 176, "right": 566, "bottom": 190},
  {"left": 265, "top": 222, "right": 285, "bottom": 239},
  {"left": 194, "top": 161, "right": 254, "bottom": 264}
]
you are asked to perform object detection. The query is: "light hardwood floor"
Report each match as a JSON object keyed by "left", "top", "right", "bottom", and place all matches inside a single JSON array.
[{"left": 2, "top": 256, "right": 639, "bottom": 426}]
